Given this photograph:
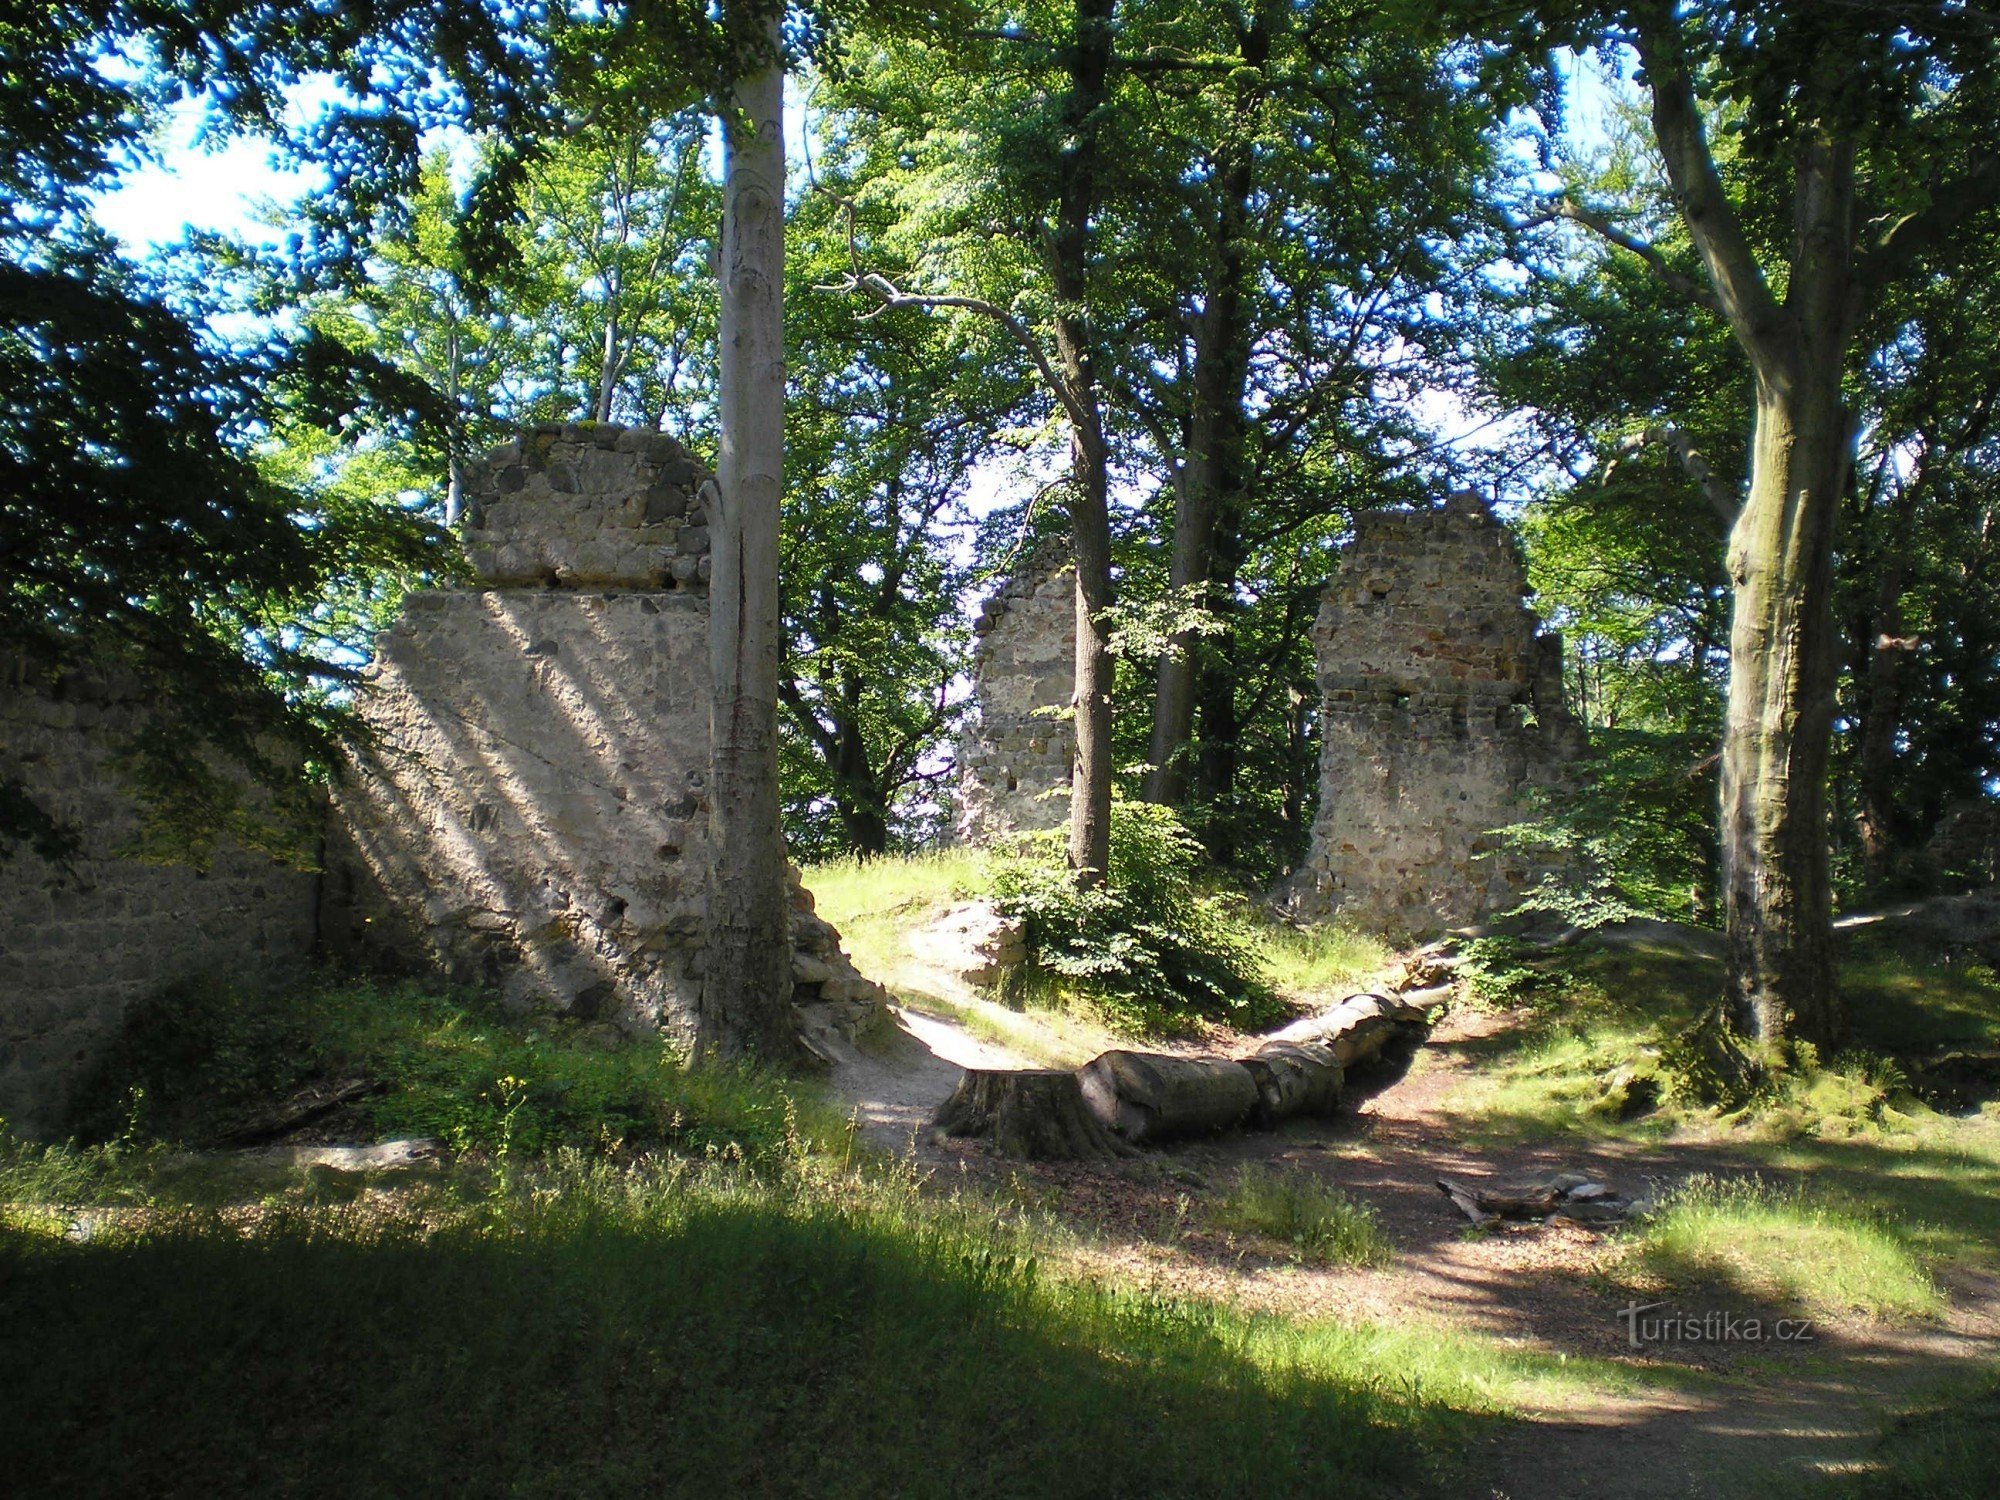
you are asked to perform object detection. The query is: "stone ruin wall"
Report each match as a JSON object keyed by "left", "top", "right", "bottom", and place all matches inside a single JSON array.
[
  {"left": 0, "top": 660, "right": 319, "bottom": 1131},
  {"left": 956, "top": 540, "right": 1077, "bottom": 842},
  {"left": 322, "top": 423, "right": 884, "bottom": 1048},
  {"left": 1294, "top": 492, "right": 1585, "bottom": 934}
]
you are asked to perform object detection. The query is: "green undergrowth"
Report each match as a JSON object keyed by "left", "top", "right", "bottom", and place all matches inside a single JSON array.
[
  {"left": 0, "top": 1150, "right": 1553, "bottom": 1499},
  {"left": 1621, "top": 1175, "right": 1943, "bottom": 1323},
  {"left": 814, "top": 820, "right": 1378, "bottom": 1046},
  {"left": 1213, "top": 1167, "right": 1391, "bottom": 1267},
  {"left": 1438, "top": 923, "right": 2000, "bottom": 1287},
  {"left": 1440, "top": 923, "right": 2000, "bottom": 1145},
  {"left": 65, "top": 974, "right": 853, "bottom": 1165},
  {"left": 991, "top": 801, "right": 1286, "bottom": 1037}
]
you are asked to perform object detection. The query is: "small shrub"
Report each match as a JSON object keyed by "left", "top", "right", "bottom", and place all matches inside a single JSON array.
[
  {"left": 1213, "top": 1167, "right": 1390, "bottom": 1267},
  {"left": 1627, "top": 1174, "right": 1941, "bottom": 1321},
  {"left": 992, "top": 799, "right": 1283, "bottom": 1036}
]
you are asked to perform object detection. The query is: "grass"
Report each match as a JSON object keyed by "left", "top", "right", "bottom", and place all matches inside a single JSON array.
[
  {"left": 805, "top": 846, "right": 992, "bottom": 981},
  {"left": 1212, "top": 1166, "right": 1391, "bottom": 1267},
  {"left": 64, "top": 973, "right": 855, "bottom": 1166},
  {"left": 1253, "top": 922, "right": 1394, "bottom": 1005},
  {"left": 1788, "top": 1374, "right": 2000, "bottom": 1499},
  {"left": 1621, "top": 1174, "right": 1943, "bottom": 1323},
  {"left": 0, "top": 1142, "right": 1543, "bottom": 1498}
]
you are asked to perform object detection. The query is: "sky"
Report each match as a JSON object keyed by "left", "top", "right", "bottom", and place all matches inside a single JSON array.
[{"left": 89, "top": 51, "right": 1632, "bottom": 527}]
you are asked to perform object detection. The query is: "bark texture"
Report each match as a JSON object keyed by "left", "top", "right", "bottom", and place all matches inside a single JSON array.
[
  {"left": 702, "top": 4, "right": 796, "bottom": 1063},
  {"left": 1076, "top": 1051, "right": 1261, "bottom": 1145},
  {"left": 1049, "top": 0, "right": 1117, "bottom": 885},
  {"left": 932, "top": 1068, "right": 1134, "bottom": 1160}
]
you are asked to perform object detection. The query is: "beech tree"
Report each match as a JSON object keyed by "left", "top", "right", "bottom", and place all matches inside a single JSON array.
[
  {"left": 1493, "top": 2, "right": 2000, "bottom": 1055},
  {"left": 701, "top": 0, "right": 798, "bottom": 1060}
]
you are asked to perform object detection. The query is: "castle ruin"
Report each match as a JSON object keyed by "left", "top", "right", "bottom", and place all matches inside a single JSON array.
[
  {"left": 954, "top": 539, "right": 1077, "bottom": 842},
  {"left": 1293, "top": 491, "right": 1584, "bottom": 933}
]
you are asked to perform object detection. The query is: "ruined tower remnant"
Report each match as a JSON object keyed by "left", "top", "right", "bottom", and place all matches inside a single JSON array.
[
  {"left": 323, "top": 424, "right": 882, "bottom": 1045},
  {"left": 955, "top": 539, "right": 1076, "bottom": 842},
  {"left": 1296, "top": 491, "right": 1583, "bottom": 934}
]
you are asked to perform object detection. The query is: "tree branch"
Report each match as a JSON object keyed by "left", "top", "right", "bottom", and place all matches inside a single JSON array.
[
  {"left": 1538, "top": 199, "right": 1723, "bottom": 315},
  {"left": 1859, "top": 150, "right": 2000, "bottom": 291},
  {"left": 1607, "top": 424, "right": 1741, "bottom": 525},
  {"left": 1632, "top": 7, "right": 1786, "bottom": 363},
  {"left": 819, "top": 270, "right": 1091, "bottom": 435}
]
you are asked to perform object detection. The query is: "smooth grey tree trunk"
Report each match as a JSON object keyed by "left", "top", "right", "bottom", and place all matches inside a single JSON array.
[
  {"left": 702, "top": 0, "right": 796, "bottom": 1062},
  {"left": 1719, "top": 362, "right": 1850, "bottom": 1050},
  {"left": 1049, "top": 0, "right": 1117, "bottom": 885}
]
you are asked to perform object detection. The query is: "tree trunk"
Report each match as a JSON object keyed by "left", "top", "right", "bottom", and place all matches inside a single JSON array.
[
  {"left": 701, "top": 0, "right": 796, "bottom": 1064},
  {"left": 932, "top": 1068, "right": 1134, "bottom": 1160},
  {"left": 1049, "top": 0, "right": 1117, "bottom": 885},
  {"left": 1852, "top": 476, "right": 1923, "bottom": 890},
  {"left": 1241, "top": 1042, "right": 1344, "bottom": 1128},
  {"left": 1076, "top": 1051, "right": 1260, "bottom": 1144},
  {"left": 831, "top": 702, "right": 890, "bottom": 856},
  {"left": 1192, "top": 522, "right": 1244, "bottom": 860},
  {"left": 1720, "top": 361, "right": 1851, "bottom": 1053},
  {"left": 1143, "top": 16, "right": 1263, "bottom": 809}
]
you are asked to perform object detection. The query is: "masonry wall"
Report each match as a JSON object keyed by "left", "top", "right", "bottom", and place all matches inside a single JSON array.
[
  {"left": 324, "top": 424, "right": 883, "bottom": 1046},
  {"left": 955, "top": 541, "right": 1077, "bottom": 842},
  {"left": 0, "top": 662, "right": 318, "bottom": 1133},
  {"left": 1295, "top": 492, "right": 1584, "bottom": 934}
]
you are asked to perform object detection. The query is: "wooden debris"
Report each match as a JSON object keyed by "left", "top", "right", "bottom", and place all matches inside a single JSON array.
[
  {"left": 212, "top": 1077, "right": 384, "bottom": 1147},
  {"left": 1436, "top": 1172, "right": 1649, "bottom": 1227},
  {"left": 939, "top": 975, "right": 1444, "bottom": 1159}
]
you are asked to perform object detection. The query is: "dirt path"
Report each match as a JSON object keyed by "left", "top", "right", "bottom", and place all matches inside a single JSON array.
[{"left": 821, "top": 988, "right": 2000, "bottom": 1498}]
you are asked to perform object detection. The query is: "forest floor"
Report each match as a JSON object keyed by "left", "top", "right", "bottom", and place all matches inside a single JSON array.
[
  {"left": 7, "top": 861, "right": 1997, "bottom": 1497},
  {"left": 811, "top": 862, "right": 2000, "bottom": 1500}
]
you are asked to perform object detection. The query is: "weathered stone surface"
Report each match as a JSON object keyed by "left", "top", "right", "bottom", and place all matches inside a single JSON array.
[
  {"left": 325, "top": 426, "right": 886, "bottom": 1047},
  {"left": 461, "top": 423, "right": 712, "bottom": 591},
  {"left": 955, "top": 537, "right": 1076, "bottom": 842},
  {"left": 0, "top": 658, "right": 318, "bottom": 1134},
  {"left": 1291, "top": 492, "right": 1584, "bottom": 934}
]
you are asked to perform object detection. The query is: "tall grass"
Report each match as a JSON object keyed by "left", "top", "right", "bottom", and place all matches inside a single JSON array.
[
  {"left": 1627, "top": 1175, "right": 1942, "bottom": 1322},
  {"left": 0, "top": 1155, "right": 1503, "bottom": 1498},
  {"left": 64, "top": 975, "right": 854, "bottom": 1164},
  {"left": 1253, "top": 923, "right": 1393, "bottom": 1004},
  {"left": 1213, "top": 1167, "right": 1391, "bottom": 1267}
]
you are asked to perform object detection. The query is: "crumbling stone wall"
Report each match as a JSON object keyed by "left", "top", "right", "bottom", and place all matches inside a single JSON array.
[
  {"left": 324, "top": 424, "right": 883, "bottom": 1046},
  {"left": 1295, "top": 492, "right": 1584, "bottom": 934},
  {"left": 956, "top": 540, "right": 1076, "bottom": 842},
  {"left": 0, "top": 660, "right": 318, "bottom": 1133}
]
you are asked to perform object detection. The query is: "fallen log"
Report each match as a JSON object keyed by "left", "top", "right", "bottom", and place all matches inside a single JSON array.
[
  {"left": 1076, "top": 1052, "right": 1260, "bottom": 1145},
  {"left": 931, "top": 1069, "right": 1135, "bottom": 1160},
  {"left": 1268, "top": 991, "right": 1437, "bottom": 1063},
  {"left": 1241, "top": 1042, "right": 1345, "bottom": 1128}
]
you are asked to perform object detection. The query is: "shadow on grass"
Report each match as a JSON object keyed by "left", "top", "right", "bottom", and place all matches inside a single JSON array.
[{"left": 0, "top": 1179, "right": 1507, "bottom": 1499}]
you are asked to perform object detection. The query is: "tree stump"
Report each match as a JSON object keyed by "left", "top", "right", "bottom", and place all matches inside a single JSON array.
[
  {"left": 1076, "top": 1051, "right": 1260, "bottom": 1145},
  {"left": 931, "top": 1069, "right": 1135, "bottom": 1161},
  {"left": 1242, "top": 1042, "right": 1345, "bottom": 1128}
]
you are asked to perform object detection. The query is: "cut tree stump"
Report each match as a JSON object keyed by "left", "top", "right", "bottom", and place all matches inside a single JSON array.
[
  {"left": 1241, "top": 1042, "right": 1345, "bottom": 1128},
  {"left": 931, "top": 1069, "right": 1135, "bottom": 1160},
  {"left": 1076, "top": 1052, "right": 1260, "bottom": 1145}
]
